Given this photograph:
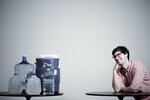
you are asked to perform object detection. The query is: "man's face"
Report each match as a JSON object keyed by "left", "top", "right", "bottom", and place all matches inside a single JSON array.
[{"left": 113, "top": 51, "right": 128, "bottom": 65}]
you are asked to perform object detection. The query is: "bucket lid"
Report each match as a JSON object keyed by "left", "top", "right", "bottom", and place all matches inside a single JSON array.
[{"left": 36, "top": 54, "right": 60, "bottom": 59}]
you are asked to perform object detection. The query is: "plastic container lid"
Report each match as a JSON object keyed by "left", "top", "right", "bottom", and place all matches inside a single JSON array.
[{"left": 36, "top": 54, "right": 60, "bottom": 59}]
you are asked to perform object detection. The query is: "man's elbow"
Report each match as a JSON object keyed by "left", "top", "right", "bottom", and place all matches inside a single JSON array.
[
  {"left": 113, "top": 87, "right": 121, "bottom": 93},
  {"left": 122, "top": 87, "right": 140, "bottom": 92},
  {"left": 129, "top": 87, "right": 140, "bottom": 92}
]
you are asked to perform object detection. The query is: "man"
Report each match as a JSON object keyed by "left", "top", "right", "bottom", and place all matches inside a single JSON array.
[{"left": 112, "top": 46, "right": 150, "bottom": 100}]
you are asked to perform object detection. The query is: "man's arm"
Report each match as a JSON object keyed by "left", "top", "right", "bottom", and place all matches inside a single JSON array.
[
  {"left": 112, "top": 66, "right": 125, "bottom": 92},
  {"left": 121, "top": 62, "right": 145, "bottom": 92}
]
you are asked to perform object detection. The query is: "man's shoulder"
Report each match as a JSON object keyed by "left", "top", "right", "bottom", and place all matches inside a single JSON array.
[{"left": 131, "top": 61, "right": 145, "bottom": 68}]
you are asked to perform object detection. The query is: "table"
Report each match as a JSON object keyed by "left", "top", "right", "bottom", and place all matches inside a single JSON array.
[
  {"left": 86, "top": 91, "right": 150, "bottom": 100},
  {"left": 0, "top": 92, "right": 63, "bottom": 100}
]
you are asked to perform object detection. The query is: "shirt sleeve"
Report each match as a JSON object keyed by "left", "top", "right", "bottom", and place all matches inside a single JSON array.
[
  {"left": 130, "top": 62, "right": 145, "bottom": 90},
  {"left": 112, "top": 65, "right": 125, "bottom": 92}
]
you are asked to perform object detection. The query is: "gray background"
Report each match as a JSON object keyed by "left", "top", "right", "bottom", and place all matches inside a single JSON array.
[{"left": 0, "top": 0, "right": 150, "bottom": 100}]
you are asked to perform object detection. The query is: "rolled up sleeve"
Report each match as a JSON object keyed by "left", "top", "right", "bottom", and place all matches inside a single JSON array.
[{"left": 112, "top": 70, "right": 125, "bottom": 92}]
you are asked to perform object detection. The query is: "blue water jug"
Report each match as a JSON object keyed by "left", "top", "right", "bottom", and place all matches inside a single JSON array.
[{"left": 35, "top": 55, "right": 60, "bottom": 94}]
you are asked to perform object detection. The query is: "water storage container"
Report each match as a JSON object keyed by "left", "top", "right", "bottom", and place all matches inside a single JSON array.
[
  {"left": 14, "top": 56, "right": 35, "bottom": 78},
  {"left": 35, "top": 55, "right": 60, "bottom": 94},
  {"left": 26, "top": 74, "right": 41, "bottom": 94},
  {"left": 8, "top": 56, "right": 35, "bottom": 94},
  {"left": 8, "top": 74, "right": 25, "bottom": 94}
]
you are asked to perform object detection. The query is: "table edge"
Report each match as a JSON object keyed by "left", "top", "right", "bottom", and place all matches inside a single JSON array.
[
  {"left": 0, "top": 92, "right": 63, "bottom": 97},
  {"left": 85, "top": 91, "right": 150, "bottom": 96}
]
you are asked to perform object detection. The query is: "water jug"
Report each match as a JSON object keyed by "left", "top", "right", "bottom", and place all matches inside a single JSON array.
[
  {"left": 26, "top": 74, "right": 41, "bottom": 94},
  {"left": 8, "top": 74, "right": 25, "bottom": 94},
  {"left": 14, "top": 56, "right": 35, "bottom": 78},
  {"left": 13, "top": 56, "right": 35, "bottom": 94}
]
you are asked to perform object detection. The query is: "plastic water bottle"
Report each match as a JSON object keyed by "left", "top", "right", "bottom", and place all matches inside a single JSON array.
[
  {"left": 8, "top": 74, "right": 25, "bottom": 94},
  {"left": 14, "top": 56, "right": 35, "bottom": 78},
  {"left": 12, "top": 55, "right": 35, "bottom": 94},
  {"left": 26, "top": 74, "right": 41, "bottom": 94}
]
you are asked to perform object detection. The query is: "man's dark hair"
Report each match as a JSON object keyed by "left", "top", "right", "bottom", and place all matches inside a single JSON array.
[{"left": 112, "top": 46, "right": 130, "bottom": 60}]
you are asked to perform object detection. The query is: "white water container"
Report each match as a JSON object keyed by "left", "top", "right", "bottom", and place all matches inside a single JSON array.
[
  {"left": 8, "top": 74, "right": 25, "bottom": 94},
  {"left": 26, "top": 75, "right": 41, "bottom": 94}
]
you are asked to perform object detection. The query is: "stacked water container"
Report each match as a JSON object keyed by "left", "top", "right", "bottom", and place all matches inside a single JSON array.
[{"left": 8, "top": 56, "right": 41, "bottom": 94}]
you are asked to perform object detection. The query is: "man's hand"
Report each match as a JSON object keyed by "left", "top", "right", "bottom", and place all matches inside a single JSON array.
[{"left": 113, "top": 63, "right": 121, "bottom": 76}]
